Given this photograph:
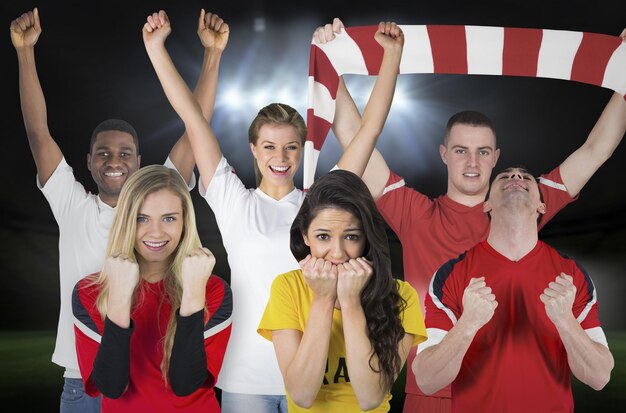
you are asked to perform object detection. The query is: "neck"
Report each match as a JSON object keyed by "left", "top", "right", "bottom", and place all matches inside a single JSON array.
[
  {"left": 98, "top": 192, "right": 119, "bottom": 208},
  {"left": 137, "top": 258, "right": 169, "bottom": 283},
  {"left": 446, "top": 186, "right": 488, "bottom": 207},
  {"left": 258, "top": 180, "right": 295, "bottom": 200},
  {"left": 486, "top": 210, "right": 539, "bottom": 261}
]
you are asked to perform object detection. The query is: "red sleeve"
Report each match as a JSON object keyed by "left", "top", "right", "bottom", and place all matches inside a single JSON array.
[
  {"left": 72, "top": 280, "right": 104, "bottom": 397},
  {"left": 424, "top": 258, "right": 464, "bottom": 332},
  {"left": 375, "top": 170, "right": 434, "bottom": 240},
  {"left": 570, "top": 260, "right": 601, "bottom": 330},
  {"left": 538, "top": 167, "right": 577, "bottom": 230},
  {"left": 202, "top": 276, "right": 233, "bottom": 383}
]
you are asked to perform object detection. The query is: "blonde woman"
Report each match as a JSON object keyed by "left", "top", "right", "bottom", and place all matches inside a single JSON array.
[{"left": 72, "top": 165, "right": 232, "bottom": 413}]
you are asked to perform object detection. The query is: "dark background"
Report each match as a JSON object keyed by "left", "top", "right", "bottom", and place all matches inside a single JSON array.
[{"left": 1, "top": 1, "right": 625, "bottom": 407}]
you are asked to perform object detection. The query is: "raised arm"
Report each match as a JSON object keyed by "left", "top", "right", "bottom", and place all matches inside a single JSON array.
[
  {"left": 167, "top": 10, "right": 229, "bottom": 184},
  {"left": 413, "top": 277, "right": 497, "bottom": 395},
  {"left": 143, "top": 10, "right": 224, "bottom": 190},
  {"left": 337, "top": 258, "right": 414, "bottom": 410},
  {"left": 11, "top": 8, "right": 63, "bottom": 185},
  {"left": 271, "top": 257, "right": 337, "bottom": 408},
  {"left": 558, "top": 29, "right": 626, "bottom": 197},
  {"left": 336, "top": 22, "right": 402, "bottom": 178},
  {"left": 313, "top": 19, "right": 393, "bottom": 199}
]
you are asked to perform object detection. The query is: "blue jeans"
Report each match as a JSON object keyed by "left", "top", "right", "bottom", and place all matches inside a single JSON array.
[
  {"left": 60, "top": 378, "right": 101, "bottom": 413},
  {"left": 221, "top": 391, "right": 287, "bottom": 413}
]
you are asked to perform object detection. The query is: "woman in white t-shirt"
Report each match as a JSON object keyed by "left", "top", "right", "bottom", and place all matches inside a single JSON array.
[
  {"left": 143, "top": 10, "right": 305, "bottom": 412},
  {"left": 143, "top": 9, "right": 405, "bottom": 412}
]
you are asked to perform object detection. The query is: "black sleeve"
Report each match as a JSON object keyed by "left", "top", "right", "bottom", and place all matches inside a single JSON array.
[
  {"left": 169, "top": 309, "right": 212, "bottom": 396},
  {"left": 91, "top": 317, "right": 134, "bottom": 399}
]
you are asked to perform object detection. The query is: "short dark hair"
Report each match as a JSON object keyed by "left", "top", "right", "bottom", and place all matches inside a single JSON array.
[
  {"left": 290, "top": 169, "right": 406, "bottom": 392},
  {"left": 90, "top": 119, "right": 139, "bottom": 153},
  {"left": 444, "top": 111, "right": 496, "bottom": 146},
  {"left": 486, "top": 165, "right": 545, "bottom": 225}
]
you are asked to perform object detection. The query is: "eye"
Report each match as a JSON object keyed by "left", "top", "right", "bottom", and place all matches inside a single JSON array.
[
  {"left": 120, "top": 152, "right": 128, "bottom": 158},
  {"left": 99, "top": 152, "right": 110, "bottom": 157},
  {"left": 345, "top": 234, "right": 360, "bottom": 241},
  {"left": 454, "top": 149, "right": 465, "bottom": 154},
  {"left": 479, "top": 150, "right": 490, "bottom": 156},
  {"left": 264, "top": 145, "right": 275, "bottom": 150},
  {"left": 137, "top": 215, "right": 148, "bottom": 223},
  {"left": 315, "top": 234, "right": 330, "bottom": 241},
  {"left": 163, "top": 216, "right": 176, "bottom": 223},
  {"left": 287, "top": 145, "right": 299, "bottom": 150}
]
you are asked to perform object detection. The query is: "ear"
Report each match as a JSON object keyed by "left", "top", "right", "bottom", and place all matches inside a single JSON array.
[
  {"left": 250, "top": 142, "right": 258, "bottom": 159},
  {"left": 537, "top": 202, "right": 546, "bottom": 215},
  {"left": 483, "top": 200, "right": 493, "bottom": 214},
  {"left": 302, "top": 231, "right": 310, "bottom": 247},
  {"left": 86, "top": 153, "right": 92, "bottom": 171},
  {"left": 137, "top": 154, "right": 142, "bottom": 168},
  {"left": 439, "top": 144, "right": 448, "bottom": 165}
]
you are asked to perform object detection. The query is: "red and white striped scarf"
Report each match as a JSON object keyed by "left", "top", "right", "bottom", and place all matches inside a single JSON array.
[{"left": 304, "top": 25, "right": 626, "bottom": 189}]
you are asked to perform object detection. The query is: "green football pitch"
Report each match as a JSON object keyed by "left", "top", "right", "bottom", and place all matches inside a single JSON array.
[{"left": 1, "top": 330, "right": 624, "bottom": 411}]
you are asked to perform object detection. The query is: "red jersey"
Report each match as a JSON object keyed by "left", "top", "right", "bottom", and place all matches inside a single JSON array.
[
  {"left": 73, "top": 276, "right": 232, "bottom": 413},
  {"left": 423, "top": 240, "right": 601, "bottom": 413},
  {"left": 376, "top": 167, "right": 575, "bottom": 398}
]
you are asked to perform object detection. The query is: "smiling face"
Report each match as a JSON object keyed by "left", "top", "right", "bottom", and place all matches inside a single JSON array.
[
  {"left": 302, "top": 207, "right": 366, "bottom": 265},
  {"left": 250, "top": 123, "right": 302, "bottom": 195},
  {"left": 440, "top": 124, "right": 500, "bottom": 204},
  {"left": 484, "top": 167, "right": 546, "bottom": 218},
  {"left": 87, "top": 130, "right": 140, "bottom": 206},
  {"left": 133, "top": 188, "right": 184, "bottom": 279}
]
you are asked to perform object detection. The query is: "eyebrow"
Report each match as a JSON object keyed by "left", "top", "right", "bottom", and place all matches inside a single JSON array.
[
  {"left": 94, "top": 145, "right": 136, "bottom": 152},
  {"left": 450, "top": 145, "right": 494, "bottom": 150},
  {"left": 259, "top": 140, "right": 300, "bottom": 145},
  {"left": 313, "top": 227, "right": 362, "bottom": 232},
  {"left": 137, "top": 212, "right": 181, "bottom": 217}
]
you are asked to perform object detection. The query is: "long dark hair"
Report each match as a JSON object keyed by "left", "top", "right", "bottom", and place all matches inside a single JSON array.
[{"left": 290, "top": 169, "right": 406, "bottom": 392}]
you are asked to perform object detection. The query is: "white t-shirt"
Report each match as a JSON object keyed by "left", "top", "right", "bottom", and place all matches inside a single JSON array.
[
  {"left": 39, "top": 157, "right": 194, "bottom": 378},
  {"left": 201, "top": 156, "right": 304, "bottom": 395}
]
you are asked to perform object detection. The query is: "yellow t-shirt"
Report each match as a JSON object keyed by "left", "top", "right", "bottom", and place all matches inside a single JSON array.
[{"left": 258, "top": 269, "right": 427, "bottom": 412}]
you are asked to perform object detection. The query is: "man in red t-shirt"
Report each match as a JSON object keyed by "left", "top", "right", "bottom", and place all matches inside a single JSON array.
[
  {"left": 413, "top": 166, "right": 614, "bottom": 412},
  {"left": 314, "top": 19, "right": 626, "bottom": 413}
]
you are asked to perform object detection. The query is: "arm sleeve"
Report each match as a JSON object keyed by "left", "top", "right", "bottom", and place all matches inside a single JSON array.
[
  {"left": 72, "top": 280, "right": 133, "bottom": 399},
  {"left": 202, "top": 276, "right": 234, "bottom": 386},
  {"left": 38, "top": 158, "right": 91, "bottom": 224},
  {"left": 569, "top": 259, "right": 601, "bottom": 330},
  {"left": 537, "top": 166, "right": 577, "bottom": 230},
  {"left": 257, "top": 272, "right": 304, "bottom": 341},
  {"left": 164, "top": 156, "right": 197, "bottom": 191},
  {"left": 199, "top": 156, "right": 249, "bottom": 228},
  {"left": 91, "top": 317, "right": 134, "bottom": 399},
  {"left": 375, "top": 170, "right": 433, "bottom": 240},
  {"left": 169, "top": 309, "right": 209, "bottom": 396},
  {"left": 397, "top": 280, "right": 428, "bottom": 347}
]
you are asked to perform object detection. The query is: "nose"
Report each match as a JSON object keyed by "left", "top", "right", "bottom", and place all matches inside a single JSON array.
[
  {"left": 146, "top": 219, "right": 165, "bottom": 236},
  {"left": 508, "top": 172, "right": 523, "bottom": 180},
  {"left": 328, "top": 239, "right": 346, "bottom": 262},
  {"left": 105, "top": 153, "right": 122, "bottom": 167},
  {"left": 467, "top": 151, "right": 478, "bottom": 167}
]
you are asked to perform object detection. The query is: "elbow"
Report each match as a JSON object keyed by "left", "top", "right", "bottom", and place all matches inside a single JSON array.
[
  {"left": 289, "top": 392, "right": 316, "bottom": 409},
  {"left": 413, "top": 357, "right": 439, "bottom": 396},
  {"left": 98, "top": 384, "right": 127, "bottom": 400},
  {"left": 357, "top": 395, "right": 385, "bottom": 412},
  {"left": 170, "top": 381, "right": 198, "bottom": 397}
]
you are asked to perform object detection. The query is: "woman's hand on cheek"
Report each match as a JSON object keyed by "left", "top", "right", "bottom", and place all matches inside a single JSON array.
[{"left": 300, "top": 255, "right": 338, "bottom": 301}]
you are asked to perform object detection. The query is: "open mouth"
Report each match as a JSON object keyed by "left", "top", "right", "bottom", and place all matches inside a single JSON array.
[
  {"left": 269, "top": 165, "right": 290, "bottom": 175},
  {"left": 504, "top": 182, "right": 527, "bottom": 191},
  {"left": 143, "top": 241, "right": 168, "bottom": 251},
  {"left": 104, "top": 171, "right": 124, "bottom": 178},
  {"left": 463, "top": 172, "right": 479, "bottom": 178}
]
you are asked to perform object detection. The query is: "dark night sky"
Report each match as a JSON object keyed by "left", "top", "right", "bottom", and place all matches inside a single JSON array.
[{"left": 1, "top": 0, "right": 626, "bottom": 329}]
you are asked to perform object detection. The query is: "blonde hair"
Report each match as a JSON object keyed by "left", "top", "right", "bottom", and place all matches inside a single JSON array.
[
  {"left": 91, "top": 165, "right": 201, "bottom": 383},
  {"left": 248, "top": 103, "right": 307, "bottom": 186}
]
